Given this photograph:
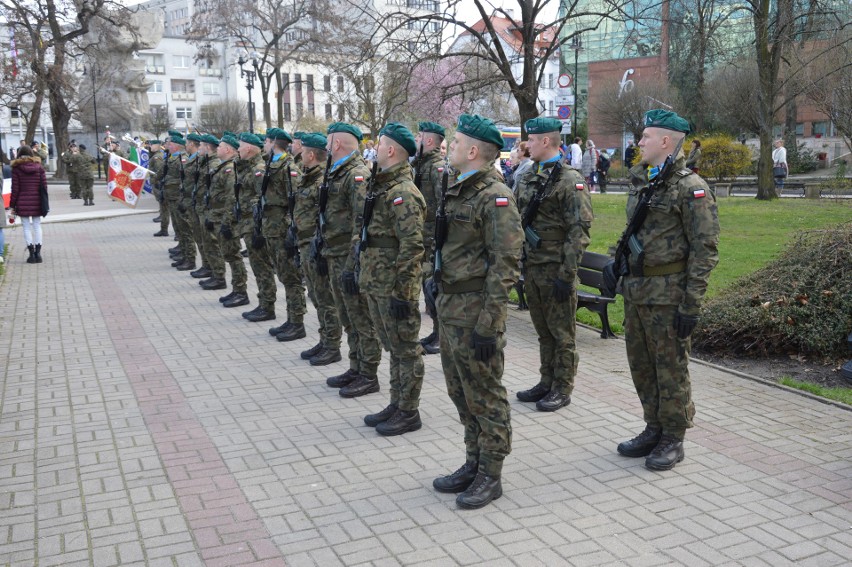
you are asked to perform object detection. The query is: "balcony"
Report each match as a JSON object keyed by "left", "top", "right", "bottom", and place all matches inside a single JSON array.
[
  {"left": 146, "top": 65, "right": 165, "bottom": 74},
  {"left": 172, "top": 92, "right": 196, "bottom": 101},
  {"left": 199, "top": 68, "right": 222, "bottom": 77}
]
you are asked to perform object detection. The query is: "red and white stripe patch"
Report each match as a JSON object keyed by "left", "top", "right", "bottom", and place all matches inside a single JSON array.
[
  {"left": 225, "top": 169, "right": 232, "bottom": 173},
  {"left": 693, "top": 188, "right": 706, "bottom": 199},
  {"left": 290, "top": 171, "right": 298, "bottom": 177},
  {"left": 354, "top": 176, "right": 364, "bottom": 182},
  {"left": 393, "top": 196, "right": 404, "bottom": 206},
  {"left": 495, "top": 197, "right": 509, "bottom": 207},
  {"left": 575, "top": 183, "right": 584, "bottom": 190},
  {"left": 255, "top": 171, "right": 263, "bottom": 177},
  {"left": 438, "top": 167, "right": 444, "bottom": 173}
]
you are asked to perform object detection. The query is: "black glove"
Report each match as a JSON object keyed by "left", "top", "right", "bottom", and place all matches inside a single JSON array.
[
  {"left": 674, "top": 311, "right": 699, "bottom": 339},
  {"left": 219, "top": 224, "right": 233, "bottom": 240},
  {"left": 552, "top": 278, "right": 574, "bottom": 302},
  {"left": 471, "top": 331, "right": 497, "bottom": 363},
  {"left": 251, "top": 233, "right": 266, "bottom": 249},
  {"left": 389, "top": 297, "right": 411, "bottom": 320},
  {"left": 341, "top": 271, "right": 359, "bottom": 295},
  {"left": 205, "top": 219, "right": 214, "bottom": 232},
  {"left": 315, "top": 255, "right": 328, "bottom": 277},
  {"left": 178, "top": 203, "right": 186, "bottom": 214},
  {"left": 602, "top": 260, "right": 619, "bottom": 297}
]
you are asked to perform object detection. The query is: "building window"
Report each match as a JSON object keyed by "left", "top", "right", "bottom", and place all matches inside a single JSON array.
[
  {"left": 306, "top": 74, "right": 314, "bottom": 92},
  {"left": 337, "top": 76, "right": 344, "bottom": 93},
  {"left": 324, "top": 75, "right": 331, "bottom": 91},
  {"left": 325, "top": 103, "right": 332, "bottom": 120},
  {"left": 281, "top": 73, "right": 289, "bottom": 88},
  {"left": 175, "top": 107, "right": 193, "bottom": 120},
  {"left": 284, "top": 103, "right": 291, "bottom": 122},
  {"left": 294, "top": 74, "right": 302, "bottom": 91},
  {"left": 795, "top": 122, "right": 804, "bottom": 136},
  {"left": 812, "top": 121, "right": 830, "bottom": 136},
  {"left": 337, "top": 104, "right": 344, "bottom": 121},
  {"left": 548, "top": 74, "right": 554, "bottom": 89},
  {"left": 147, "top": 80, "right": 164, "bottom": 93},
  {"left": 548, "top": 100, "right": 554, "bottom": 115},
  {"left": 202, "top": 82, "right": 220, "bottom": 96},
  {"left": 307, "top": 103, "right": 315, "bottom": 116},
  {"left": 173, "top": 55, "right": 191, "bottom": 69}
]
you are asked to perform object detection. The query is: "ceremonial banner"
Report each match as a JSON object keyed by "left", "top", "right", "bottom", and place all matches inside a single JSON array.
[
  {"left": 2, "top": 167, "right": 10, "bottom": 209},
  {"left": 139, "top": 147, "right": 152, "bottom": 193},
  {"left": 106, "top": 153, "right": 153, "bottom": 208}
]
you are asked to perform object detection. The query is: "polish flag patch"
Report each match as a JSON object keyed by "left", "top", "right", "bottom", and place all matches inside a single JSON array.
[
  {"left": 575, "top": 183, "right": 584, "bottom": 190},
  {"left": 438, "top": 167, "right": 444, "bottom": 173},
  {"left": 255, "top": 171, "right": 263, "bottom": 177},
  {"left": 225, "top": 169, "right": 232, "bottom": 173},
  {"left": 393, "top": 196, "right": 404, "bottom": 206},
  {"left": 290, "top": 171, "right": 298, "bottom": 177},
  {"left": 495, "top": 197, "right": 509, "bottom": 207},
  {"left": 693, "top": 188, "right": 706, "bottom": 199},
  {"left": 355, "top": 176, "right": 364, "bottom": 182}
]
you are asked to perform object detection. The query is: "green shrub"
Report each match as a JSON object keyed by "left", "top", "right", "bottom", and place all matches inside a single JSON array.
[
  {"left": 698, "top": 134, "right": 752, "bottom": 181},
  {"left": 788, "top": 143, "right": 819, "bottom": 174}
]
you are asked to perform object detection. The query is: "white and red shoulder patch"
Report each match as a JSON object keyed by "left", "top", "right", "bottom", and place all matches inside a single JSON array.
[
  {"left": 438, "top": 167, "right": 444, "bottom": 173},
  {"left": 495, "top": 197, "right": 509, "bottom": 207},
  {"left": 290, "top": 171, "right": 298, "bottom": 177},
  {"left": 693, "top": 188, "right": 706, "bottom": 199},
  {"left": 255, "top": 171, "right": 263, "bottom": 177},
  {"left": 225, "top": 168, "right": 232, "bottom": 173},
  {"left": 575, "top": 183, "right": 585, "bottom": 190},
  {"left": 393, "top": 196, "right": 404, "bottom": 206},
  {"left": 354, "top": 175, "right": 365, "bottom": 183}
]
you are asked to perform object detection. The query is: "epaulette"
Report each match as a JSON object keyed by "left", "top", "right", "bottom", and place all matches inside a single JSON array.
[{"left": 674, "top": 168, "right": 693, "bottom": 178}]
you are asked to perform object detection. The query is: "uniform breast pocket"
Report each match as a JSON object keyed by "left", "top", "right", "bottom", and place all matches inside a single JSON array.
[
  {"left": 453, "top": 203, "right": 474, "bottom": 223},
  {"left": 649, "top": 194, "right": 674, "bottom": 213},
  {"left": 330, "top": 181, "right": 341, "bottom": 194}
]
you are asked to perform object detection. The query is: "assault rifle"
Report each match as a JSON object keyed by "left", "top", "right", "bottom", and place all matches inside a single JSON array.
[
  {"left": 177, "top": 156, "right": 187, "bottom": 213},
  {"left": 233, "top": 162, "right": 243, "bottom": 223},
  {"left": 521, "top": 160, "right": 562, "bottom": 250},
  {"left": 413, "top": 141, "right": 424, "bottom": 191},
  {"left": 157, "top": 149, "right": 170, "bottom": 204},
  {"left": 356, "top": 160, "right": 380, "bottom": 259},
  {"left": 190, "top": 154, "right": 202, "bottom": 208},
  {"left": 423, "top": 159, "right": 449, "bottom": 314},
  {"left": 284, "top": 166, "right": 301, "bottom": 266},
  {"left": 252, "top": 152, "right": 274, "bottom": 249},
  {"left": 310, "top": 151, "right": 334, "bottom": 276}
]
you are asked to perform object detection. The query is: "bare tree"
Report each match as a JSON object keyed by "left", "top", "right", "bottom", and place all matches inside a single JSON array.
[
  {"left": 803, "top": 40, "right": 852, "bottom": 154},
  {"left": 591, "top": 79, "right": 681, "bottom": 144},
  {"left": 142, "top": 105, "right": 175, "bottom": 140},
  {"left": 195, "top": 100, "right": 248, "bottom": 136}
]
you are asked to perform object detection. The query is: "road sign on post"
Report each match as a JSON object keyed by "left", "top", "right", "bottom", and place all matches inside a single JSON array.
[
  {"left": 557, "top": 106, "right": 572, "bottom": 120},
  {"left": 561, "top": 121, "right": 572, "bottom": 135},
  {"left": 557, "top": 73, "right": 573, "bottom": 89}
]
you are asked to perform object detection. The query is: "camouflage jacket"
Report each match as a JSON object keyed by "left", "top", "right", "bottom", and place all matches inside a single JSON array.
[
  {"left": 192, "top": 154, "right": 213, "bottom": 214},
  {"left": 359, "top": 161, "right": 426, "bottom": 300},
  {"left": 436, "top": 167, "right": 523, "bottom": 336},
  {"left": 293, "top": 163, "right": 324, "bottom": 246},
  {"left": 206, "top": 157, "right": 237, "bottom": 226},
  {"left": 261, "top": 153, "right": 294, "bottom": 237},
  {"left": 323, "top": 151, "right": 371, "bottom": 260},
  {"left": 516, "top": 160, "right": 593, "bottom": 282},
  {"left": 622, "top": 157, "right": 720, "bottom": 314},
  {"left": 416, "top": 147, "right": 444, "bottom": 223},
  {"left": 235, "top": 153, "right": 265, "bottom": 235},
  {"left": 74, "top": 151, "right": 96, "bottom": 180},
  {"left": 37, "top": 148, "right": 49, "bottom": 164},
  {"left": 181, "top": 152, "right": 201, "bottom": 207},
  {"left": 161, "top": 151, "right": 186, "bottom": 200},
  {"left": 61, "top": 152, "right": 77, "bottom": 175}
]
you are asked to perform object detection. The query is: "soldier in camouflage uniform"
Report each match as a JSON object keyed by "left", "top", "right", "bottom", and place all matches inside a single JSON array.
[
  {"left": 33, "top": 142, "right": 49, "bottom": 166},
  {"left": 431, "top": 114, "right": 523, "bottom": 510},
  {"left": 196, "top": 135, "right": 228, "bottom": 291},
  {"left": 207, "top": 135, "right": 248, "bottom": 304},
  {"left": 76, "top": 145, "right": 97, "bottom": 206},
  {"left": 109, "top": 140, "right": 126, "bottom": 159},
  {"left": 150, "top": 139, "right": 170, "bottom": 237},
  {"left": 358, "top": 123, "right": 426, "bottom": 436},
  {"left": 259, "top": 129, "right": 308, "bottom": 332},
  {"left": 291, "top": 131, "right": 305, "bottom": 169},
  {"left": 289, "top": 133, "right": 343, "bottom": 366},
  {"left": 160, "top": 135, "right": 195, "bottom": 270},
  {"left": 413, "top": 122, "right": 446, "bottom": 355},
  {"left": 515, "top": 117, "right": 593, "bottom": 412},
  {"left": 179, "top": 134, "right": 205, "bottom": 274},
  {"left": 61, "top": 146, "right": 80, "bottom": 199},
  {"left": 319, "top": 122, "right": 381, "bottom": 398},
  {"left": 613, "top": 110, "right": 720, "bottom": 471}
]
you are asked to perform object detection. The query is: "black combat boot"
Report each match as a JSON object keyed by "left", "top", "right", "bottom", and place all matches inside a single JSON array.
[
  {"left": 34, "top": 244, "right": 43, "bottom": 263},
  {"left": 242, "top": 306, "right": 263, "bottom": 320},
  {"left": 26, "top": 245, "right": 36, "bottom": 264},
  {"left": 168, "top": 245, "right": 181, "bottom": 255},
  {"left": 170, "top": 258, "right": 185, "bottom": 268},
  {"left": 516, "top": 383, "right": 549, "bottom": 403},
  {"left": 535, "top": 389, "right": 570, "bottom": 412},
  {"left": 223, "top": 292, "right": 250, "bottom": 308},
  {"left": 175, "top": 260, "right": 196, "bottom": 271},
  {"left": 326, "top": 368, "right": 359, "bottom": 388},
  {"left": 339, "top": 374, "right": 379, "bottom": 398},
  {"left": 219, "top": 290, "right": 237, "bottom": 303},
  {"left": 420, "top": 328, "right": 440, "bottom": 355},
  {"left": 153, "top": 230, "right": 169, "bottom": 237},
  {"left": 153, "top": 216, "right": 161, "bottom": 223},
  {"left": 364, "top": 403, "right": 397, "bottom": 427},
  {"left": 300, "top": 342, "right": 322, "bottom": 359},
  {"left": 269, "top": 322, "right": 292, "bottom": 337},
  {"left": 276, "top": 323, "right": 306, "bottom": 342},
  {"left": 200, "top": 278, "right": 227, "bottom": 290},
  {"left": 644, "top": 435, "right": 685, "bottom": 471},
  {"left": 309, "top": 347, "right": 342, "bottom": 366},
  {"left": 456, "top": 473, "right": 502, "bottom": 509},
  {"left": 433, "top": 461, "right": 478, "bottom": 493},
  {"left": 376, "top": 409, "right": 421, "bottom": 436},
  {"left": 244, "top": 306, "right": 275, "bottom": 322},
  {"left": 190, "top": 266, "right": 212, "bottom": 279},
  {"left": 617, "top": 425, "right": 663, "bottom": 458}
]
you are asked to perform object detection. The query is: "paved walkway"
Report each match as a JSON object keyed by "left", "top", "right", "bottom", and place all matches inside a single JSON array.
[{"left": 1, "top": 183, "right": 850, "bottom": 567}]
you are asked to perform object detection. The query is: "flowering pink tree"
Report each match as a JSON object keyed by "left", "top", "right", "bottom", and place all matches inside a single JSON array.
[{"left": 404, "top": 58, "right": 466, "bottom": 126}]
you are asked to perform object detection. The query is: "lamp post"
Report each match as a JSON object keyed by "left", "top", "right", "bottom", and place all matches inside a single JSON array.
[
  {"left": 85, "top": 65, "right": 103, "bottom": 179},
  {"left": 571, "top": 35, "right": 583, "bottom": 137},
  {"left": 237, "top": 53, "right": 256, "bottom": 132}
]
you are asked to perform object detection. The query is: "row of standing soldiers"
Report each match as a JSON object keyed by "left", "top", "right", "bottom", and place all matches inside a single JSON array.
[
  {"left": 60, "top": 144, "right": 96, "bottom": 205},
  {"left": 145, "top": 110, "right": 719, "bottom": 510}
]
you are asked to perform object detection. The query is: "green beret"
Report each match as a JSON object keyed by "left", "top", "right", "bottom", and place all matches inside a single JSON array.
[
  {"left": 239, "top": 132, "right": 264, "bottom": 148},
  {"left": 301, "top": 133, "right": 328, "bottom": 150},
  {"left": 221, "top": 135, "right": 240, "bottom": 150},
  {"left": 186, "top": 133, "right": 203, "bottom": 143},
  {"left": 525, "top": 117, "right": 562, "bottom": 134},
  {"left": 456, "top": 114, "right": 504, "bottom": 149},
  {"left": 418, "top": 121, "right": 446, "bottom": 137},
  {"left": 380, "top": 122, "right": 417, "bottom": 156},
  {"left": 266, "top": 128, "right": 293, "bottom": 143},
  {"left": 169, "top": 134, "right": 186, "bottom": 146},
  {"left": 167, "top": 130, "right": 182, "bottom": 137},
  {"left": 200, "top": 134, "right": 219, "bottom": 146},
  {"left": 149, "top": 139, "right": 162, "bottom": 145},
  {"left": 327, "top": 122, "right": 363, "bottom": 141},
  {"left": 223, "top": 130, "right": 236, "bottom": 138},
  {"left": 644, "top": 109, "right": 691, "bottom": 134},
  {"left": 293, "top": 131, "right": 306, "bottom": 140}
]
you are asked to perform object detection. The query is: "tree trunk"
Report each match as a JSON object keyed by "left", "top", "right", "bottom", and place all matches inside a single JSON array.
[
  {"left": 753, "top": 0, "right": 779, "bottom": 200},
  {"left": 275, "top": 68, "right": 283, "bottom": 128},
  {"left": 47, "top": 57, "right": 71, "bottom": 180}
]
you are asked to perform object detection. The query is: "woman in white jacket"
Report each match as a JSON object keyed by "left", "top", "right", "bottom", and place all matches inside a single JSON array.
[{"left": 581, "top": 140, "right": 599, "bottom": 192}]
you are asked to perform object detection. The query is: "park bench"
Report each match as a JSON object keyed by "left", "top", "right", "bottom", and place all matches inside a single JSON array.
[{"left": 578, "top": 251, "right": 618, "bottom": 339}]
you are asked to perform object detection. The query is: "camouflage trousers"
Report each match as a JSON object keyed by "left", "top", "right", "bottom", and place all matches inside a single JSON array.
[
  {"left": 216, "top": 226, "right": 247, "bottom": 293},
  {"left": 439, "top": 322, "right": 511, "bottom": 477},
  {"left": 365, "top": 294, "right": 424, "bottom": 411},
  {"left": 624, "top": 301, "right": 695, "bottom": 439},
  {"left": 240, "top": 228, "right": 276, "bottom": 310},
  {"left": 327, "top": 254, "right": 381, "bottom": 377},
  {"left": 299, "top": 242, "right": 341, "bottom": 348},
  {"left": 526, "top": 263, "right": 579, "bottom": 395},
  {"left": 157, "top": 191, "right": 170, "bottom": 232},
  {"left": 168, "top": 199, "right": 194, "bottom": 262},
  {"left": 68, "top": 174, "right": 80, "bottom": 198},
  {"left": 189, "top": 208, "right": 209, "bottom": 268},
  {"left": 200, "top": 217, "right": 225, "bottom": 279},
  {"left": 266, "top": 235, "right": 307, "bottom": 323},
  {"left": 79, "top": 177, "right": 94, "bottom": 202}
]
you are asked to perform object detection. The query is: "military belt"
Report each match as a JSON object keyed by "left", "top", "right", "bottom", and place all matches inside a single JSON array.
[
  {"left": 325, "top": 234, "right": 350, "bottom": 247},
  {"left": 537, "top": 230, "right": 566, "bottom": 241},
  {"left": 367, "top": 236, "right": 399, "bottom": 249},
  {"left": 639, "top": 260, "right": 687, "bottom": 277},
  {"left": 440, "top": 277, "right": 485, "bottom": 294}
]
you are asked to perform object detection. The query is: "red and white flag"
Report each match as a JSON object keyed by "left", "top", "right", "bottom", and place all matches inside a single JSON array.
[{"left": 107, "top": 152, "right": 154, "bottom": 208}]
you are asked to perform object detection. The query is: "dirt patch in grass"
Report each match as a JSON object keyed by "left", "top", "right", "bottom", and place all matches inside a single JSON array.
[{"left": 695, "top": 350, "right": 851, "bottom": 390}]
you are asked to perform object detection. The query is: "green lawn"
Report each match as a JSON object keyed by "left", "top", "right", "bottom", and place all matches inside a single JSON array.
[
  {"left": 575, "top": 195, "right": 852, "bottom": 333},
  {"left": 780, "top": 377, "right": 852, "bottom": 405}
]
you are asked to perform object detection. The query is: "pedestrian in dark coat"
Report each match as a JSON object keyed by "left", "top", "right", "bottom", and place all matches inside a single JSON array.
[{"left": 10, "top": 146, "right": 48, "bottom": 263}]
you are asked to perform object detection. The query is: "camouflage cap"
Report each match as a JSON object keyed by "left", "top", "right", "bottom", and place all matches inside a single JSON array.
[
  {"left": 525, "top": 117, "right": 562, "bottom": 134},
  {"left": 200, "top": 134, "right": 219, "bottom": 146},
  {"left": 186, "top": 133, "right": 203, "bottom": 143},
  {"left": 266, "top": 128, "right": 293, "bottom": 143},
  {"left": 644, "top": 109, "right": 690, "bottom": 134},
  {"left": 380, "top": 122, "right": 417, "bottom": 156},
  {"left": 293, "top": 131, "right": 306, "bottom": 140},
  {"left": 168, "top": 134, "right": 186, "bottom": 146},
  {"left": 221, "top": 134, "right": 240, "bottom": 150},
  {"left": 418, "top": 121, "right": 446, "bottom": 137},
  {"left": 301, "top": 133, "right": 328, "bottom": 150},
  {"left": 327, "top": 122, "right": 363, "bottom": 141},
  {"left": 239, "top": 132, "right": 264, "bottom": 148},
  {"left": 456, "top": 114, "right": 503, "bottom": 149}
]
